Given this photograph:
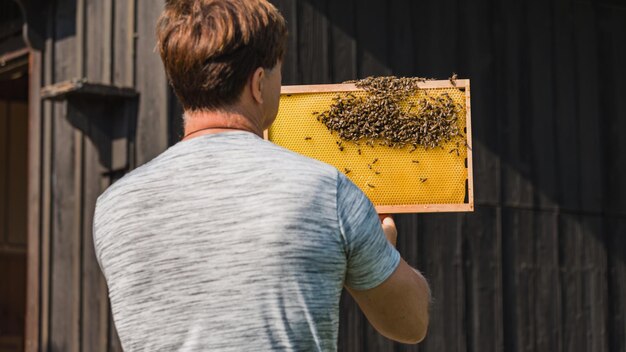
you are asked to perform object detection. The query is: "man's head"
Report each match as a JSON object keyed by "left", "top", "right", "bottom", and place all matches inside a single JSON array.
[{"left": 156, "top": 0, "right": 287, "bottom": 128}]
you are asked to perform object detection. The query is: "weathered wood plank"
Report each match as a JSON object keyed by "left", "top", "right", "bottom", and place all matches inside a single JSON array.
[
  {"left": 559, "top": 213, "right": 609, "bottom": 352},
  {"left": 579, "top": 215, "right": 609, "bottom": 352},
  {"left": 462, "top": 206, "right": 503, "bottom": 352},
  {"left": 574, "top": 3, "right": 604, "bottom": 213},
  {"left": 394, "top": 214, "right": 420, "bottom": 352},
  {"left": 53, "top": 0, "right": 78, "bottom": 82},
  {"left": 270, "top": 0, "right": 298, "bottom": 85},
  {"left": 388, "top": 0, "right": 414, "bottom": 77},
  {"left": 502, "top": 208, "right": 534, "bottom": 352},
  {"left": 135, "top": 0, "right": 168, "bottom": 165},
  {"left": 553, "top": 0, "right": 580, "bottom": 211},
  {"left": 113, "top": 0, "right": 136, "bottom": 86},
  {"left": 415, "top": 213, "right": 465, "bottom": 352},
  {"left": 66, "top": 101, "right": 109, "bottom": 352},
  {"left": 328, "top": 0, "right": 357, "bottom": 82},
  {"left": 499, "top": 1, "right": 534, "bottom": 208},
  {"left": 532, "top": 211, "right": 561, "bottom": 352},
  {"left": 38, "top": 5, "right": 57, "bottom": 348},
  {"left": 527, "top": 0, "right": 558, "bottom": 209},
  {"left": 606, "top": 216, "right": 626, "bottom": 352},
  {"left": 410, "top": 0, "right": 458, "bottom": 77},
  {"left": 49, "top": 101, "right": 81, "bottom": 352},
  {"left": 355, "top": 0, "right": 390, "bottom": 77},
  {"left": 600, "top": 7, "right": 626, "bottom": 215},
  {"left": 85, "top": 0, "right": 105, "bottom": 81},
  {"left": 395, "top": 214, "right": 420, "bottom": 279},
  {"left": 48, "top": 0, "right": 81, "bottom": 349},
  {"left": 39, "top": 77, "right": 54, "bottom": 352},
  {"left": 297, "top": 0, "right": 330, "bottom": 84},
  {"left": 6, "top": 101, "right": 28, "bottom": 245},
  {"left": 25, "top": 49, "right": 43, "bottom": 352},
  {"left": 502, "top": 209, "right": 561, "bottom": 352},
  {"left": 103, "top": 0, "right": 113, "bottom": 84}
]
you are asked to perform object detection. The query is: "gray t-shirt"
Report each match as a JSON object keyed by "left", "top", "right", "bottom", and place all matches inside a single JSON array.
[{"left": 93, "top": 131, "right": 400, "bottom": 351}]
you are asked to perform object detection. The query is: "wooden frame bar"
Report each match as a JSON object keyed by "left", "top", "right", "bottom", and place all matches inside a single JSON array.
[{"left": 269, "top": 81, "right": 474, "bottom": 214}]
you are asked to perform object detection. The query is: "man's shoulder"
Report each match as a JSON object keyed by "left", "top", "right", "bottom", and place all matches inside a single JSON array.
[
  {"left": 94, "top": 155, "right": 161, "bottom": 214},
  {"left": 96, "top": 137, "right": 342, "bottom": 206}
]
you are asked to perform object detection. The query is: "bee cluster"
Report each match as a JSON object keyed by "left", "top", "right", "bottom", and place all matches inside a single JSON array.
[{"left": 315, "top": 76, "right": 463, "bottom": 150}]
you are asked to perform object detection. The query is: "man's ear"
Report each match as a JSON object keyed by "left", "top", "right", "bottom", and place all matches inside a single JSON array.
[{"left": 250, "top": 67, "right": 265, "bottom": 104}]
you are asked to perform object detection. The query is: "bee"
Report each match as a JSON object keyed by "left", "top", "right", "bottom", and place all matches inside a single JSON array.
[
  {"left": 375, "top": 171, "right": 381, "bottom": 175},
  {"left": 412, "top": 160, "right": 419, "bottom": 164},
  {"left": 312, "top": 111, "right": 319, "bottom": 115},
  {"left": 367, "top": 183, "right": 375, "bottom": 188},
  {"left": 358, "top": 149, "right": 362, "bottom": 155},
  {"left": 372, "top": 158, "right": 378, "bottom": 164},
  {"left": 449, "top": 73, "right": 458, "bottom": 86},
  {"left": 449, "top": 148, "right": 459, "bottom": 156},
  {"left": 420, "top": 178, "right": 428, "bottom": 183},
  {"left": 344, "top": 168, "right": 351, "bottom": 174},
  {"left": 304, "top": 136, "right": 312, "bottom": 140}
]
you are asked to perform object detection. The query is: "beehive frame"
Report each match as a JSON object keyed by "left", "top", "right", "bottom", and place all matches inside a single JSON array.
[{"left": 265, "top": 79, "right": 474, "bottom": 213}]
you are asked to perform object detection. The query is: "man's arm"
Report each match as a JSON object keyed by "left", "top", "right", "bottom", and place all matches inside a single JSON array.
[{"left": 346, "top": 216, "right": 431, "bottom": 344}]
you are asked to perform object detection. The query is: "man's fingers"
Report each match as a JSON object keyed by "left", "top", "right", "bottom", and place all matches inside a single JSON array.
[
  {"left": 381, "top": 216, "right": 395, "bottom": 228},
  {"left": 378, "top": 214, "right": 398, "bottom": 247}
]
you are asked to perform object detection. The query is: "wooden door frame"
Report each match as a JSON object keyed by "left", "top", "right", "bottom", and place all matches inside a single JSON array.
[
  {"left": 25, "top": 48, "right": 41, "bottom": 352},
  {"left": 0, "top": 43, "right": 38, "bottom": 352},
  {"left": 8, "top": 1, "right": 48, "bottom": 350}
]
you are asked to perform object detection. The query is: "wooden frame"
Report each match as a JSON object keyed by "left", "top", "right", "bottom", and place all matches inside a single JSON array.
[
  {"left": 25, "top": 50, "right": 40, "bottom": 352},
  {"left": 266, "top": 80, "right": 474, "bottom": 214}
]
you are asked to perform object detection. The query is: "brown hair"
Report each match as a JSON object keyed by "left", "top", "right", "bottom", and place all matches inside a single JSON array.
[{"left": 156, "top": 0, "right": 287, "bottom": 112}]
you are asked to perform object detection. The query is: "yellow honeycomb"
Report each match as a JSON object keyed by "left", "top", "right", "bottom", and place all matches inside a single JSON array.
[{"left": 267, "top": 84, "right": 471, "bottom": 211}]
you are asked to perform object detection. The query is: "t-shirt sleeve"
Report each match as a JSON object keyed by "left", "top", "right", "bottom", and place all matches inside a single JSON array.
[{"left": 336, "top": 172, "right": 401, "bottom": 290}]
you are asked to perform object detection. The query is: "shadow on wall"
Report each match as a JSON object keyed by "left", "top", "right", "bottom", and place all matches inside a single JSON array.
[
  {"left": 274, "top": 0, "right": 626, "bottom": 222},
  {"left": 278, "top": 1, "right": 626, "bottom": 351}
]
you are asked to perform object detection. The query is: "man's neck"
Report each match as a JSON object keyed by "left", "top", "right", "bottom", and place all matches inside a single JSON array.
[{"left": 182, "top": 108, "right": 263, "bottom": 141}]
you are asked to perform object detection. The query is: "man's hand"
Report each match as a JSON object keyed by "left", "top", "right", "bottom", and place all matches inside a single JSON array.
[{"left": 379, "top": 214, "right": 397, "bottom": 247}]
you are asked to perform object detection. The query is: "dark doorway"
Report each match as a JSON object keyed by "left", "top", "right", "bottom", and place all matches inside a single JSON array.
[
  {"left": 0, "top": 2, "right": 29, "bottom": 351},
  {"left": 0, "top": 54, "right": 28, "bottom": 352}
]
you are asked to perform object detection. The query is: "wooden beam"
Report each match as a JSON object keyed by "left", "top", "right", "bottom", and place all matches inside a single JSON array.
[{"left": 40, "top": 79, "right": 138, "bottom": 100}]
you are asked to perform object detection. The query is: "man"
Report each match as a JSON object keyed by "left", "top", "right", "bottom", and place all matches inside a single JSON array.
[{"left": 93, "top": 0, "right": 431, "bottom": 350}]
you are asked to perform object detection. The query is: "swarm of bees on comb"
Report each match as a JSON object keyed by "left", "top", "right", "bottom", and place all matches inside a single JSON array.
[
  {"left": 305, "top": 75, "right": 465, "bottom": 187},
  {"left": 315, "top": 76, "right": 463, "bottom": 150}
]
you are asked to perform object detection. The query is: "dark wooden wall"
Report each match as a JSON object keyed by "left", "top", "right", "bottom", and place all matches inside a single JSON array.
[
  {"left": 17, "top": 0, "right": 626, "bottom": 351},
  {"left": 24, "top": 0, "right": 170, "bottom": 350},
  {"left": 268, "top": 0, "right": 626, "bottom": 351}
]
